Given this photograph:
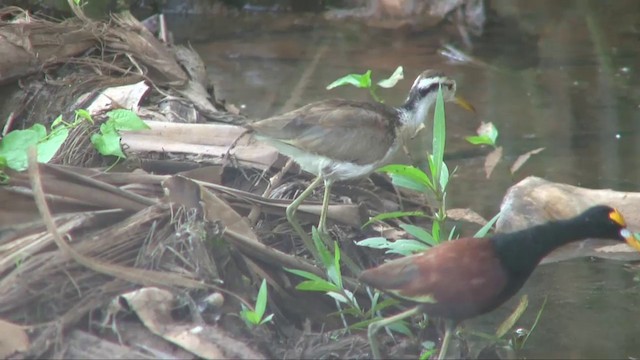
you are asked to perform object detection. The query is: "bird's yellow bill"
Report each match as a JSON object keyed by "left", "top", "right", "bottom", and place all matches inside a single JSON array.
[
  {"left": 454, "top": 96, "right": 476, "bottom": 113},
  {"left": 620, "top": 229, "right": 640, "bottom": 252},
  {"left": 609, "top": 208, "right": 626, "bottom": 227}
]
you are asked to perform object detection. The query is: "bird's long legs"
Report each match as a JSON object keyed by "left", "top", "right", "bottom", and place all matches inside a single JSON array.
[
  {"left": 317, "top": 179, "right": 333, "bottom": 235},
  {"left": 367, "top": 306, "right": 422, "bottom": 359},
  {"left": 286, "top": 176, "right": 323, "bottom": 261},
  {"left": 438, "top": 319, "right": 457, "bottom": 360}
]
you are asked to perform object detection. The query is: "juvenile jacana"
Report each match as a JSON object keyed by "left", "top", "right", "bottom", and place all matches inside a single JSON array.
[
  {"left": 245, "top": 70, "right": 473, "bottom": 255},
  {"left": 359, "top": 205, "right": 640, "bottom": 359}
]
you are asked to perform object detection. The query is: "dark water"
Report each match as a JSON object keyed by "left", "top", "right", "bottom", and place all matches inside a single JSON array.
[{"left": 168, "top": 1, "right": 640, "bottom": 358}]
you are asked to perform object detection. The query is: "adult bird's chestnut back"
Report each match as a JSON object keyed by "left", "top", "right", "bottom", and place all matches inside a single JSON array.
[{"left": 360, "top": 205, "right": 640, "bottom": 359}]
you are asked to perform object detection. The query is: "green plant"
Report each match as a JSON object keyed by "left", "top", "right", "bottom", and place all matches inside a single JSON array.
[
  {"left": 466, "top": 122, "right": 499, "bottom": 147},
  {"left": 0, "top": 109, "right": 149, "bottom": 179},
  {"left": 91, "top": 109, "right": 150, "bottom": 158},
  {"left": 0, "top": 109, "right": 92, "bottom": 172},
  {"left": 327, "top": 66, "right": 404, "bottom": 102},
  {"left": 239, "top": 279, "right": 274, "bottom": 327}
]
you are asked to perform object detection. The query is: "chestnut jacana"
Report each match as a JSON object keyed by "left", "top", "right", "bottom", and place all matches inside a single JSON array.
[
  {"left": 246, "top": 70, "right": 473, "bottom": 257},
  {"left": 359, "top": 205, "right": 640, "bottom": 359}
]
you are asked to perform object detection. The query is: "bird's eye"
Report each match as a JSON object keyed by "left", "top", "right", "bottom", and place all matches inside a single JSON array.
[{"left": 446, "top": 83, "right": 454, "bottom": 91}]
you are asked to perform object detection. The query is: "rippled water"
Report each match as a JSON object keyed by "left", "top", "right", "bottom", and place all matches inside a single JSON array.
[{"left": 169, "top": 1, "right": 640, "bottom": 357}]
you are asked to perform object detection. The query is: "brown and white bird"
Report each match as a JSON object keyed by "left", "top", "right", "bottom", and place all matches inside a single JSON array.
[{"left": 245, "top": 70, "right": 473, "bottom": 257}]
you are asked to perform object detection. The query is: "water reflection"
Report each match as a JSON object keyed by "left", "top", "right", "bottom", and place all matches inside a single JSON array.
[{"left": 168, "top": 0, "right": 640, "bottom": 357}]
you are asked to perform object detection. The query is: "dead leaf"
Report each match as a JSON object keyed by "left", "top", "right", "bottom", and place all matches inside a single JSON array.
[
  {"left": 447, "top": 208, "right": 488, "bottom": 226},
  {"left": 0, "top": 319, "right": 29, "bottom": 358},
  {"left": 484, "top": 146, "right": 503, "bottom": 179},
  {"left": 510, "top": 147, "right": 545, "bottom": 174}
]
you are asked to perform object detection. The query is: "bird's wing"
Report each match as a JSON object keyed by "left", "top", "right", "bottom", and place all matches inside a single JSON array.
[
  {"left": 247, "top": 100, "right": 400, "bottom": 165},
  {"left": 359, "top": 238, "right": 509, "bottom": 307}
]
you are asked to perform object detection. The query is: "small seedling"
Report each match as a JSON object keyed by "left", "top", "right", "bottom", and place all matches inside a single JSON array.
[
  {"left": 239, "top": 279, "right": 274, "bottom": 327},
  {"left": 91, "top": 109, "right": 150, "bottom": 158}
]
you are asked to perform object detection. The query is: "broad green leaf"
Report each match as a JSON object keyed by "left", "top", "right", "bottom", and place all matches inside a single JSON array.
[
  {"left": 439, "top": 162, "right": 450, "bottom": 190},
  {"left": 296, "top": 280, "right": 339, "bottom": 292},
  {"left": 389, "top": 174, "right": 430, "bottom": 193},
  {"left": 333, "top": 241, "right": 343, "bottom": 289},
  {"left": 465, "top": 135, "right": 494, "bottom": 146},
  {"left": 254, "top": 279, "right": 268, "bottom": 319},
  {"left": 107, "top": 109, "right": 150, "bottom": 131},
  {"left": 326, "top": 70, "right": 372, "bottom": 90},
  {"left": 400, "top": 224, "right": 437, "bottom": 246},
  {"left": 284, "top": 268, "right": 326, "bottom": 282},
  {"left": 75, "top": 109, "right": 94, "bottom": 124},
  {"left": 377, "top": 66, "right": 404, "bottom": 88},
  {"left": 432, "top": 221, "right": 441, "bottom": 244},
  {"left": 312, "top": 227, "right": 333, "bottom": 269},
  {"left": 260, "top": 313, "right": 274, "bottom": 324},
  {"left": 0, "top": 129, "right": 40, "bottom": 171},
  {"left": 432, "top": 85, "right": 446, "bottom": 182},
  {"left": 474, "top": 212, "right": 501, "bottom": 238},
  {"left": 91, "top": 125, "right": 126, "bottom": 158},
  {"left": 355, "top": 237, "right": 393, "bottom": 249},
  {"left": 386, "top": 320, "right": 412, "bottom": 336},
  {"left": 362, "top": 210, "right": 427, "bottom": 228},
  {"left": 37, "top": 126, "right": 68, "bottom": 163},
  {"left": 327, "top": 291, "right": 348, "bottom": 304},
  {"left": 379, "top": 164, "right": 432, "bottom": 191},
  {"left": 385, "top": 239, "right": 429, "bottom": 255}
]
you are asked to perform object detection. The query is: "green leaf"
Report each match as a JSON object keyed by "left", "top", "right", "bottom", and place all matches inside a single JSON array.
[
  {"left": 385, "top": 239, "right": 429, "bottom": 255},
  {"left": 432, "top": 85, "right": 446, "bottom": 182},
  {"left": 107, "top": 109, "right": 150, "bottom": 131},
  {"left": 355, "top": 237, "right": 393, "bottom": 249},
  {"left": 284, "top": 268, "right": 327, "bottom": 282},
  {"left": 377, "top": 66, "right": 404, "bottom": 88},
  {"left": 466, "top": 122, "right": 499, "bottom": 146},
  {"left": 296, "top": 280, "right": 339, "bottom": 292},
  {"left": 326, "top": 70, "right": 372, "bottom": 90},
  {"left": 431, "top": 221, "right": 441, "bottom": 244},
  {"left": 363, "top": 210, "right": 427, "bottom": 228},
  {"left": 465, "top": 135, "right": 494, "bottom": 146},
  {"left": 254, "top": 279, "right": 268, "bottom": 319},
  {"left": 356, "top": 237, "right": 429, "bottom": 255},
  {"left": 37, "top": 126, "right": 68, "bottom": 163},
  {"left": 386, "top": 320, "right": 413, "bottom": 336},
  {"left": 327, "top": 291, "right": 349, "bottom": 304},
  {"left": 91, "top": 123, "right": 126, "bottom": 158},
  {"left": 260, "top": 313, "right": 274, "bottom": 325},
  {"left": 474, "top": 212, "right": 501, "bottom": 238},
  {"left": 400, "top": 224, "right": 437, "bottom": 246},
  {"left": 312, "top": 227, "right": 331, "bottom": 267},
  {"left": 0, "top": 129, "right": 40, "bottom": 171},
  {"left": 333, "top": 241, "right": 343, "bottom": 289},
  {"left": 379, "top": 164, "right": 432, "bottom": 192},
  {"left": 74, "top": 109, "right": 94, "bottom": 124}
]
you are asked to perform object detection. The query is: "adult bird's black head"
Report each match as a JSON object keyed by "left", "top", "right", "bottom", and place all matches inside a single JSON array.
[{"left": 360, "top": 205, "right": 639, "bottom": 360}]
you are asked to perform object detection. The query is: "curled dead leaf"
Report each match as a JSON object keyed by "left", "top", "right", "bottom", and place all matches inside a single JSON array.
[
  {"left": 510, "top": 147, "right": 545, "bottom": 174},
  {"left": 484, "top": 146, "right": 503, "bottom": 179}
]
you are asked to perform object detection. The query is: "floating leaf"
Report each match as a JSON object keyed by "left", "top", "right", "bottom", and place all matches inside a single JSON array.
[
  {"left": 484, "top": 146, "right": 503, "bottom": 179},
  {"left": 467, "top": 122, "right": 499, "bottom": 146},
  {"left": 510, "top": 147, "right": 545, "bottom": 174}
]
